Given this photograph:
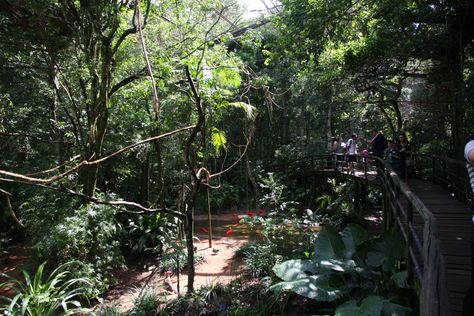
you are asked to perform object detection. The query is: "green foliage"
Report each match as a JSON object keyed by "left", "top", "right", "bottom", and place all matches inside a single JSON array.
[
  {"left": 208, "top": 183, "right": 241, "bottom": 210},
  {"left": 158, "top": 242, "right": 204, "bottom": 275},
  {"left": 159, "top": 278, "right": 286, "bottom": 316},
  {"left": 238, "top": 212, "right": 314, "bottom": 278},
  {"left": 335, "top": 295, "right": 411, "bottom": 316},
  {"left": 270, "top": 224, "right": 412, "bottom": 314},
  {"left": 120, "top": 213, "right": 175, "bottom": 256},
  {"left": 97, "top": 305, "right": 123, "bottom": 316},
  {"left": 314, "top": 179, "right": 363, "bottom": 228},
  {"left": 210, "top": 128, "right": 227, "bottom": 154},
  {"left": 0, "top": 262, "right": 91, "bottom": 316},
  {"left": 130, "top": 286, "right": 160, "bottom": 316},
  {"left": 23, "top": 197, "right": 123, "bottom": 296},
  {"left": 259, "top": 173, "right": 299, "bottom": 213},
  {"left": 226, "top": 278, "right": 286, "bottom": 316},
  {"left": 237, "top": 242, "right": 283, "bottom": 278}
]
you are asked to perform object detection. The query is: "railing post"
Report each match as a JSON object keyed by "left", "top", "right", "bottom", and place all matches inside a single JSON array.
[
  {"left": 407, "top": 202, "right": 414, "bottom": 283},
  {"left": 442, "top": 159, "right": 447, "bottom": 190},
  {"left": 354, "top": 181, "right": 360, "bottom": 215}
]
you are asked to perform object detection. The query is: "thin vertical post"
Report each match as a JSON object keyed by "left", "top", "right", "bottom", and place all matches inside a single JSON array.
[
  {"left": 354, "top": 181, "right": 360, "bottom": 215},
  {"left": 442, "top": 159, "right": 447, "bottom": 190},
  {"left": 406, "top": 202, "right": 414, "bottom": 283}
]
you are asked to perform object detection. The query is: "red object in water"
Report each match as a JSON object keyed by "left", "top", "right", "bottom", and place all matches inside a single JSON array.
[
  {"left": 225, "top": 228, "right": 234, "bottom": 236},
  {"left": 199, "top": 227, "right": 209, "bottom": 233},
  {"left": 234, "top": 215, "right": 241, "bottom": 221}
]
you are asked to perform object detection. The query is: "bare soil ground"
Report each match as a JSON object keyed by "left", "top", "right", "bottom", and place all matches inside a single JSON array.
[
  {"left": 0, "top": 211, "right": 254, "bottom": 313},
  {"left": 100, "top": 211, "right": 253, "bottom": 312}
]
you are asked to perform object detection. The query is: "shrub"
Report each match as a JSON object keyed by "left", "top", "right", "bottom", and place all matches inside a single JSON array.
[
  {"left": 130, "top": 286, "right": 160, "bottom": 316},
  {"left": 158, "top": 242, "right": 204, "bottom": 275},
  {"left": 97, "top": 305, "right": 123, "bottom": 316},
  {"left": 0, "top": 261, "right": 91, "bottom": 316},
  {"left": 119, "top": 212, "right": 175, "bottom": 256},
  {"left": 24, "top": 199, "right": 123, "bottom": 296},
  {"left": 237, "top": 242, "right": 283, "bottom": 278}
]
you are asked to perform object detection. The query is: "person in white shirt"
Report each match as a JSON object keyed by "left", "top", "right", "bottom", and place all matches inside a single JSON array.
[
  {"left": 463, "top": 140, "right": 474, "bottom": 316},
  {"left": 346, "top": 134, "right": 358, "bottom": 175}
]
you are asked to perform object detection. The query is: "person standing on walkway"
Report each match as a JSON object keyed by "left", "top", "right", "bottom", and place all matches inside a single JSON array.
[
  {"left": 332, "top": 136, "right": 346, "bottom": 171},
  {"left": 384, "top": 140, "right": 401, "bottom": 175},
  {"left": 365, "top": 129, "right": 387, "bottom": 176},
  {"left": 463, "top": 140, "right": 474, "bottom": 316},
  {"left": 365, "top": 129, "right": 387, "bottom": 159},
  {"left": 346, "top": 134, "right": 358, "bottom": 175},
  {"left": 398, "top": 134, "right": 411, "bottom": 180}
]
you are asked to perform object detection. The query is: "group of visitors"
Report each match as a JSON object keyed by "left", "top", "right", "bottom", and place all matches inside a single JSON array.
[{"left": 332, "top": 129, "right": 411, "bottom": 179}]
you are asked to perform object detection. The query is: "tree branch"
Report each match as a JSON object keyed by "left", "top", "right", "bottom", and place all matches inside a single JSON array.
[
  {"left": 135, "top": 0, "right": 160, "bottom": 120},
  {"left": 0, "top": 188, "right": 24, "bottom": 228},
  {"left": 0, "top": 125, "right": 195, "bottom": 186},
  {"left": 109, "top": 67, "right": 146, "bottom": 96}
]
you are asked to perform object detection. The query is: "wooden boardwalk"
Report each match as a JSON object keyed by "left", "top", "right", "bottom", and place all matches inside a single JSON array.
[
  {"left": 407, "top": 179, "right": 472, "bottom": 316},
  {"left": 271, "top": 154, "right": 473, "bottom": 315}
]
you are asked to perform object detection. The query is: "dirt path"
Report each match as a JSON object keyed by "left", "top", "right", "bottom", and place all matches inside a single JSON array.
[{"left": 102, "top": 211, "right": 252, "bottom": 312}]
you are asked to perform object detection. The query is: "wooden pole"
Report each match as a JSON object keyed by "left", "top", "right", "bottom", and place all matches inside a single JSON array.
[{"left": 207, "top": 187, "right": 213, "bottom": 248}]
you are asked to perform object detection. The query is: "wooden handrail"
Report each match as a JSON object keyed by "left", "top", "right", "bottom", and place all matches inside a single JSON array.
[{"left": 414, "top": 153, "right": 473, "bottom": 207}]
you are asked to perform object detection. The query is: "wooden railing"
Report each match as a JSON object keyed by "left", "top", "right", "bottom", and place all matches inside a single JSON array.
[
  {"left": 267, "top": 153, "right": 454, "bottom": 316},
  {"left": 414, "top": 153, "right": 473, "bottom": 207}
]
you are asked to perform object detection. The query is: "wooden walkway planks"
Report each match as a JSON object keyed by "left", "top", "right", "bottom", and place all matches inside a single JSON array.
[{"left": 407, "top": 179, "right": 472, "bottom": 316}]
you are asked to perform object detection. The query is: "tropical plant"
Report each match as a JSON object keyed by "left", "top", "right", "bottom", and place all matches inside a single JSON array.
[
  {"left": 259, "top": 173, "right": 299, "bottom": 214},
  {"left": 158, "top": 241, "right": 204, "bottom": 275},
  {"left": 129, "top": 286, "right": 160, "bottom": 316},
  {"left": 0, "top": 261, "right": 91, "bottom": 316},
  {"left": 237, "top": 241, "right": 283, "bottom": 278},
  {"left": 270, "top": 224, "right": 412, "bottom": 315},
  {"left": 120, "top": 212, "right": 175, "bottom": 256},
  {"left": 26, "top": 201, "right": 123, "bottom": 296},
  {"left": 226, "top": 277, "right": 287, "bottom": 316},
  {"left": 97, "top": 305, "right": 123, "bottom": 316}
]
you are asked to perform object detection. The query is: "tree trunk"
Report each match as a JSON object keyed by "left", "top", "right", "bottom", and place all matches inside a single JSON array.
[{"left": 83, "top": 37, "right": 113, "bottom": 197}]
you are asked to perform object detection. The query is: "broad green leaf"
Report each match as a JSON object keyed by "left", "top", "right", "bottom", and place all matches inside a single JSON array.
[
  {"left": 381, "top": 300, "right": 411, "bottom": 315},
  {"left": 341, "top": 224, "right": 370, "bottom": 259},
  {"left": 359, "top": 296, "right": 384, "bottom": 315},
  {"left": 272, "top": 259, "right": 317, "bottom": 281},
  {"left": 336, "top": 299, "right": 359, "bottom": 316},
  {"left": 391, "top": 271, "right": 408, "bottom": 288},
  {"left": 211, "top": 128, "right": 227, "bottom": 154},
  {"left": 319, "top": 259, "right": 356, "bottom": 272},
  {"left": 270, "top": 275, "right": 344, "bottom": 301},
  {"left": 367, "top": 244, "right": 385, "bottom": 268},
  {"left": 382, "top": 232, "right": 403, "bottom": 272},
  {"left": 314, "top": 226, "right": 345, "bottom": 261},
  {"left": 336, "top": 296, "right": 384, "bottom": 316},
  {"left": 227, "top": 102, "right": 257, "bottom": 120}
]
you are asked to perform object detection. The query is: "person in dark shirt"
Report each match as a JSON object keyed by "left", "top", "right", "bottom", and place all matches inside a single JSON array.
[
  {"left": 398, "top": 134, "right": 411, "bottom": 180},
  {"left": 366, "top": 129, "right": 387, "bottom": 158},
  {"left": 384, "top": 139, "right": 401, "bottom": 175}
]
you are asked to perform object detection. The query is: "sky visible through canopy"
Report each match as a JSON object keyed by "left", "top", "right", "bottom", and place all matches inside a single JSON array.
[{"left": 239, "top": 0, "right": 280, "bottom": 18}]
